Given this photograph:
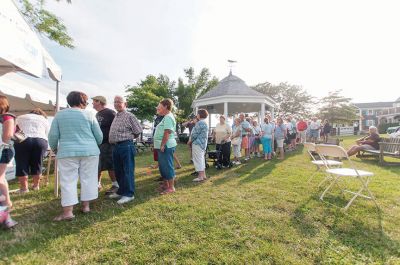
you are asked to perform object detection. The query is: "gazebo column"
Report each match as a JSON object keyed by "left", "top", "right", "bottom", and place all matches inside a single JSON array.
[
  {"left": 208, "top": 113, "right": 212, "bottom": 134},
  {"left": 260, "top": 103, "right": 265, "bottom": 123},
  {"left": 271, "top": 108, "right": 275, "bottom": 119},
  {"left": 224, "top": 102, "right": 228, "bottom": 118}
]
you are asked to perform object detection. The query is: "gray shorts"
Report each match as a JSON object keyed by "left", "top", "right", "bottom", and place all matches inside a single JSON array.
[
  {"left": 99, "top": 143, "right": 114, "bottom": 172},
  {"left": 360, "top": 144, "right": 376, "bottom": 151}
]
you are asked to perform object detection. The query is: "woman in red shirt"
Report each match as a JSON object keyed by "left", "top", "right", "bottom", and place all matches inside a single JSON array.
[{"left": 0, "top": 95, "right": 18, "bottom": 228}]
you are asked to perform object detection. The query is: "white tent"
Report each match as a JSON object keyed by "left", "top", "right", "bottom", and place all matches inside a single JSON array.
[
  {"left": 0, "top": 72, "right": 67, "bottom": 115},
  {"left": 0, "top": 0, "right": 63, "bottom": 188}
]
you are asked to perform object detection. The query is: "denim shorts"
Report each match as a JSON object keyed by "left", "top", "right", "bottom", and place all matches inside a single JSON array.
[{"left": 0, "top": 147, "right": 14, "bottom": 164}]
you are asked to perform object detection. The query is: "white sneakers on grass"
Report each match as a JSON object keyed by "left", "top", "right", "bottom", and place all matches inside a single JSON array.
[{"left": 117, "top": 196, "right": 134, "bottom": 205}]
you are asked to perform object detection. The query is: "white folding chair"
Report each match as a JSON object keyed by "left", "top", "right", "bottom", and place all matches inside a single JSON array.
[
  {"left": 315, "top": 144, "right": 379, "bottom": 211},
  {"left": 304, "top": 142, "right": 342, "bottom": 186}
]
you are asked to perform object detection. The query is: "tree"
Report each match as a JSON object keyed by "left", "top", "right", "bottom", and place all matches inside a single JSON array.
[
  {"left": 318, "top": 90, "right": 358, "bottom": 124},
  {"left": 126, "top": 74, "right": 175, "bottom": 122},
  {"left": 252, "top": 82, "right": 313, "bottom": 117},
  {"left": 174, "top": 67, "right": 218, "bottom": 130},
  {"left": 19, "top": 0, "right": 74, "bottom": 48}
]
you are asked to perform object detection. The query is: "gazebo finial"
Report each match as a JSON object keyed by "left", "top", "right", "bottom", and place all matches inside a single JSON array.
[{"left": 227, "top": 59, "right": 237, "bottom": 75}]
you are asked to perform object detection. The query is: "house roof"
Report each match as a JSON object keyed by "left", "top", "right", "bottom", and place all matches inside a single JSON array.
[
  {"left": 353, "top": 102, "right": 394, "bottom": 109},
  {"left": 197, "top": 71, "right": 265, "bottom": 100}
]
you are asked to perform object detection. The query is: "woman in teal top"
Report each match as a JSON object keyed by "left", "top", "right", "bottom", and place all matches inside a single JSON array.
[
  {"left": 154, "top": 98, "right": 177, "bottom": 195},
  {"left": 48, "top": 91, "right": 102, "bottom": 221}
]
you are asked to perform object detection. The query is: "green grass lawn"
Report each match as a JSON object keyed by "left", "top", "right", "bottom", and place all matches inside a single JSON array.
[{"left": 1, "top": 136, "right": 399, "bottom": 264}]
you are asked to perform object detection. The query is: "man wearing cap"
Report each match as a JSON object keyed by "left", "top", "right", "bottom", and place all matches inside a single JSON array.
[
  {"left": 108, "top": 95, "right": 142, "bottom": 204},
  {"left": 92, "top": 96, "right": 118, "bottom": 194}
]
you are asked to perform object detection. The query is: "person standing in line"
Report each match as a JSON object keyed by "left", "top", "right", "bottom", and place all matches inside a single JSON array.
[
  {"left": 92, "top": 95, "right": 118, "bottom": 194},
  {"left": 286, "top": 116, "right": 297, "bottom": 151},
  {"left": 231, "top": 118, "right": 243, "bottom": 165},
  {"left": 152, "top": 114, "right": 182, "bottom": 175},
  {"left": 261, "top": 117, "right": 274, "bottom": 160},
  {"left": 0, "top": 96, "right": 18, "bottom": 228},
  {"left": 182, "top": 115, "right": 197, "bottom": 163},
  {"left": 252, "top": 120, "right": 262, "bottom": 158},
  {"left": 108, "top": 96, "right": 142, "bottom": 204},
  {"left": 274, "top": 117, "right": 287, "bottom": 160},
  {"left": 213, "top": 115, "right": 232, "bottom": 168},
  {"left": 309, "top": 117, "right": 320, "bottom": 143},
  {"left": 239, "top": 113, "right": 251, "bottom": 161},
  {"left": 296, "top": 117, "right": 308, "bottom": 144},
  {"left": 153, "top": 99, "right": 177, "bottom": 194},
  {"left": 48, "top": 91, "right": 103, "bottom": 221},
  {"left": 14, "top": 108, "right": 49, "bottom": 193},
  {"left": 322, "top": 119, "right": 332, "bottom": 143},
  {"left": 188, "top": 109, "right": 209, "bottom": 182}
]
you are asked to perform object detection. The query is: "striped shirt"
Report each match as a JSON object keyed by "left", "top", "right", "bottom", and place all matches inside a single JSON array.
[{"left": 109, "top": 110, "right": 142, "bottom": 144}]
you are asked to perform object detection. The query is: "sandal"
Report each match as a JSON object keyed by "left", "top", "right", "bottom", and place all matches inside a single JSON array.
[
  {"left": 160, "top": 188, "right": 176, "bottom": 195},
  {"left": 81, "top": 209, "right": 90, "bottom": 214},
  {"left": 53, "top": 214, "right": 75, "bottom": 222}
]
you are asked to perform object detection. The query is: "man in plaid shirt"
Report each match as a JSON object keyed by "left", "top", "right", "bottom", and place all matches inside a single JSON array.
[{"left": 108, "top": 95, "right": 142, "bottom": 204}]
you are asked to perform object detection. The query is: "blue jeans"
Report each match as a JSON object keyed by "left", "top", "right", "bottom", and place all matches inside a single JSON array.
[
  {"left": 157, "top": 146, "right": 176, "bottom": 180},
  {"left": 112, "top": 140, "right": 136, "bottom": 197}
]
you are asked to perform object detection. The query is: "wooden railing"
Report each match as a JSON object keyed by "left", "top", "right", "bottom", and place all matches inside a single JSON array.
[{"left": 377, "top": 107, "right": 400, "bottom": 116}]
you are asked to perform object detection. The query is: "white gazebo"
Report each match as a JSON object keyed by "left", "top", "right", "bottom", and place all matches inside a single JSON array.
[{"left": 192, "top": 71, "right": 276, "bottom": 122}]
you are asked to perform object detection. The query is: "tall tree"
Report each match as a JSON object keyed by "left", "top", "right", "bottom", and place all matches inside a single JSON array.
[
  {"left": 19, "top": 0, "right": 74, "bottom": 48},
  {"left": 174, "top": 67, "right": 218, "bottom": 126},
  {"left": 252, "top": 82, "right": 313, "bottom": 117},
  {"left": 318, "top": 90, "right": 358, "bottom": 124},
  {"left": 126, "top": 74, "right": 175, "bottom": 122}
]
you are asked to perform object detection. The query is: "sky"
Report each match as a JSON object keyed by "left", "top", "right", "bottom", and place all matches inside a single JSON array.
[{"left": 40, "top": 0, "right": 400, "bottom": 106}]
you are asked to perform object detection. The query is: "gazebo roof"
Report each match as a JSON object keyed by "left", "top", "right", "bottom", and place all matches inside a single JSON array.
[{"left": 197, "top": 71, "right": 265, "bottom": 100}]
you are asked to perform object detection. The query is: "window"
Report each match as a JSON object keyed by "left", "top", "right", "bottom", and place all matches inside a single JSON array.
[{"left": 366, "top": 120, "right": 375, "bottom": 126}]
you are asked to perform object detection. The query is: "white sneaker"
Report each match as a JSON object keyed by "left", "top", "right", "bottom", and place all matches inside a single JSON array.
[
  {"left": 108, "top": 193, "right": 122, "bottom": 199},
  {"left": 117, "top": 196, "right": 134, "bottom": 204},
  {"left": 235, "top": 161, "right": 241, "bottom": 165},
  {"left": 193, "top": 177, "right": 205, "bottom": 182}
]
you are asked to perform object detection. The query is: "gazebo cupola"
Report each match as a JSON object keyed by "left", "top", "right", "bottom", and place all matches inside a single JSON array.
[{"left": 192, "top": 71, "right": 276, "bottom": 120}]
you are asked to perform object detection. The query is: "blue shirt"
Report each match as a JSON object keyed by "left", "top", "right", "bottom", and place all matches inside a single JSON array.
[
  {"left": 191, "top": 120, "right": 208, "bottom": 150},
  {"left": 48, "top": 108, "right": 103, "bottom": 159},
  {"left": 261, "top": 123, "right": 274, "bottom": 139},
  {"left": 241, "top": 120, "right": 250, "bottom": 136},
  {"left": 274, "top": 124, "right": 287, "bottom": 140}
]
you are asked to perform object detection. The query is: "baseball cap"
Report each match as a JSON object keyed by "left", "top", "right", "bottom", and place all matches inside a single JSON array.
[{"left": 92, "top": 96, "right": 107, "bottom": 104}]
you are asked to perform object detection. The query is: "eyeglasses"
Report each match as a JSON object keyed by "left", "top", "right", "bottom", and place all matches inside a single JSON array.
[{"left": 114, "top": 101, "right": 124, "bottom": 104}]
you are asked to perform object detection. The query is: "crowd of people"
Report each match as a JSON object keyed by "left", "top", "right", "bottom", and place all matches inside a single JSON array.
[{"left": 0, "top": 91, "right": 388, "bottom": 227}]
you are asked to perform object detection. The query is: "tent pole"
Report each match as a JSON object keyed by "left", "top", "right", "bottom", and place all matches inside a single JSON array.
[{"left": 54, "top": 80, "right": 60, "bottom": 197}]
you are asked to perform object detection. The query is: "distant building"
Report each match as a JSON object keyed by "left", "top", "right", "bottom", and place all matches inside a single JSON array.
[{"left": 353, "top": 97, "right": 400, "bottom": 131}]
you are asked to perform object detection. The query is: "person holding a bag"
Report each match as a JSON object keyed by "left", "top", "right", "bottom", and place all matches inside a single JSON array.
[
  {"left": 213, "top": 115, "right": 232, "bottom": 168},
  {"left": 0, "top": 95, "right": 18, "bottom": 228},
  {"left": 14, "top": 108, "right": 49, "bottom": 193}
]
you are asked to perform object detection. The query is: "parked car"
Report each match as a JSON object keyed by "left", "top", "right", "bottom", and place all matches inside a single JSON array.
[{"left": 387, "top": 126, "right": 400, "bottom": 134}]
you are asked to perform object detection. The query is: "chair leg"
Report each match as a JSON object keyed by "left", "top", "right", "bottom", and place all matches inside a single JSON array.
[
  {"left": 307, "top": 167, "right": 320, "bottom": 183},
  {"left": 320, "top": 174, "right": 340, "bottom": 200}
]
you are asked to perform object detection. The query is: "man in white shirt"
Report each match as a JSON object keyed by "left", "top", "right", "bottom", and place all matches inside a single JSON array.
[{"left": 309, "top": 117, "right": 320, "bottom": 143}]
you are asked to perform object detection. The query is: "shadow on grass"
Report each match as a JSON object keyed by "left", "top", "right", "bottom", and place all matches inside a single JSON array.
[
  {"left": 0, "top": 174, "right": 164, "bottom": 261},
  {"left": 291, "top": 194, "right": 400, "bottom": 263}
]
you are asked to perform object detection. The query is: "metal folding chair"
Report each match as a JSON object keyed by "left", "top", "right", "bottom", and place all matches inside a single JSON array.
[
  {"left": 315, "top": 144, "right": 379, "bottom": 211},
  {"left": 304, "top": 142, "right": 342, "bottom": 186}
]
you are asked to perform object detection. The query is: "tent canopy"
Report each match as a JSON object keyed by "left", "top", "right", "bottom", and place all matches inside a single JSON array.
[
  {"left": 0, "top": 0, "right": 62, "bottom": 81},
  {"left": 0, "top": 73, "right": 66, "bottom": 115}
]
